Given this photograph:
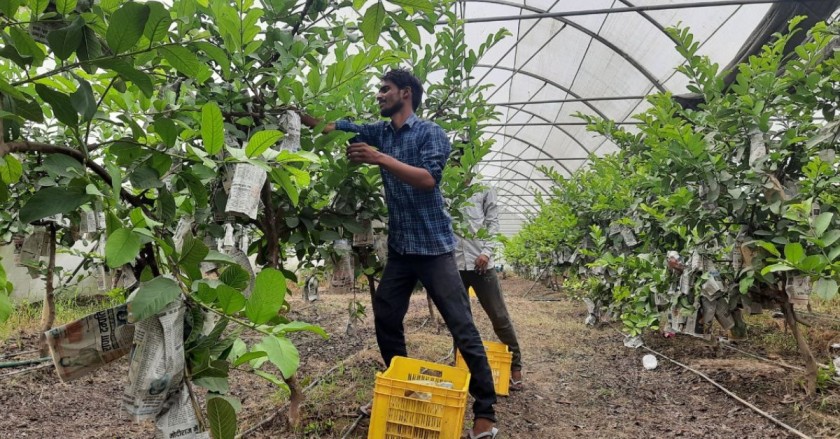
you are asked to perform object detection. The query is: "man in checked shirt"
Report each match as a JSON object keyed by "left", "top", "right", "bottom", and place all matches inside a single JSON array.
[{"left": 301, "top": 68, "right": 498, "bottom": 439}]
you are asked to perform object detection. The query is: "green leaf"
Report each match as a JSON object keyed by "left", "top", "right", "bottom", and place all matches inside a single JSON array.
[
  {"left": 207, "top": 398, "right": 236, "bottom": 439},
  {"left": 193, "top": 42, "right": 231, "bottom": 79},
  {"left": 153, "top": 118, "right": 177, "bottom": 147},
  {"left": 30, "top": 0, "right": 49, "bottom": 15},
  {"left": 0, "top": 291, "right": 12, "bottom": 323},
  {"left": 275, "top": 321, "right": 328, "bottom": 339},
  {"left": 388, "top": 0, "right": 434, "bottom": 13},
  {"left": 142, "top": 1, "right": 172, "bottom": 43},
  {"left": 0, "top": 155, "right": 23, "bottom": 183},
  {"left": 95, "top": 58, "right": 154, "bottom": 97},
  {"left": 255, "top": 334, "right": 299, "bottom": 378},
  {"left": 245, "top": 268, "right": 286, "bottom": 325},
  {"left": 205, "top": 250, "right": 239, "bottom": 265},
  {"left": 784, "top": 242, "right": 805, "bottom": 265},
  {"left": 129, "top": 165, "right": 163, "bottom": 190},
  {"left": 270, "top": 169, "right": 299, "bottom": 207},
  {"left": 829, "top": 246, "right": 840, "bottom": 262},
  {"left": 761, "top": 263, "right": 794, "bottom": 275},
  {"left": 207, "top": 394, "right": 242, "bottom": 413},
  {"left": 70, "top": 78, "right": 97, "bottom": 122},
  {"left": 814, "top": 278, "right": 838, "bottom": 301},
  {"left": 55, "top": 0, "right": 76, "bottom": 15},
  {"left": 106, "top": 2, "right": 150, "bottom": 53},
  {"left": 814, "top": 212, "right": 833, "bottom": 237},
  {"left": 19, "top": 186, "right": 92, "bottom": 224},
  {"left": 822, "top": 230, "right": 840, "bottom": 248},
  {"left": 77, "top": 26, "right": 103, "bottom": 69},
  {"left": 391, "top": 13, "right": 420, "bottom": 44},
  {"left": 126, "top": 276, "right": 181, "bottom": 323},
  {"left": 179, "top": 233, "right": 209, "bottom": 280},
  {"left": 253, "top": 370, "right": 290, "bottom": 390},
  {"left": 0, "top": 0, "right": 21, "bottom": 17},
  {"left": 232, "top": 351, "right": 267, "bottom": 367},
  {"left": 360, "top": 2, "right": 386, "bottom": 45},
  {"left": 46, "top": 16, "right": 84, "bottom": 60},
  {"left": 216, "top": 285, "right": 246, "bottom": 315},
  {"left": 159, "top": 45, "right": 201, "bottom": 77},
  {"left": 220, "top": 264, "right": 250, "bottom": 291},
  {"left": 105, "top": 228, "right": 141, "bottom": 268},
  {"left": 754, "top": 240, "right": 780, "bottom": 257},
  {"left": 799, "top": 255, "right": 827, "bottom": 273},
  {"left": 194, "top": 376, "right": 230, "bottom": 394},
  {"left": 35, "top": 84, "right": 77, "bottom": 126},
  {"left": 12, "top": 97, "right": 45, "bottom": 123},
  {"left": 245, "top": 130, "right": 283, "bottom": 158},
  {"left": 739, "top": 276, "right": 754, "bottom": 294},
  {"left": 201, "top": 102, "right": 224, "bottom": 155}
]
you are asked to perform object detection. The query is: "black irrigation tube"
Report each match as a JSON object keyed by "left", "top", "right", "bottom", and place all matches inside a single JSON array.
[
  {"left": 0, "top": 362, "right": 52, "bottom": 380},
  {"left": 0, "top": 356, "right": 50, "bottom": 369},
  {"left": 639, "top": 343, "right": 811, "bottom": 439}
]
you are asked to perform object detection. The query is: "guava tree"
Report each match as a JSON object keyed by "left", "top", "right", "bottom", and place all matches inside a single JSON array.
[{"left": 0, "top": 0, "right": 506, "bottom": 434}]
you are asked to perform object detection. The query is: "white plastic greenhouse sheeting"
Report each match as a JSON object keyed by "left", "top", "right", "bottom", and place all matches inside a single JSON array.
[{"left": 462, "top": 0, "right": 775, "bottom": 234}]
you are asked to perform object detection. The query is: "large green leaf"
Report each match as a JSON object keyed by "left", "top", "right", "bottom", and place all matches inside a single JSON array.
[
  {"left": 360, "top": 2, "right": 386, "bottom": 45},
  {"left": 106, "top": 2, "right": 150, "bottom": 53},
  {"left": 178, "top": 233, "right": 209, "bottom": 280},
  {"left": 220, "top": 264, "right": 250, "bottom": 291},
  {"left": 813, "top": 278, "right": 838, "bottom": 301},
  {"left": 207, "top": 398, "right": 236, "bottom": 439},
  {"left": 105, "top": 228, "right": 141, "bottom": 268},
  {"left": 784, "top": 242, "right": 805, "bottom": 265},
  {"left": 95, "top": 58, "right": 154, "bottom": 97},
  {"left": 19, "top": 186, "right": 92, "bottom": 224},
  {"left": 216, "top": 285, "right": 246, "bottom": 315},
  {"left": 35, "top": 84, "right": 77, "bottom": 126},
  {"left": 0, "top": 155, "right": 23, "bottom": 183},
  {"left": 70, "top": 78, "right": 97, "bottom": 122},
  {"left": 55, "top": 0, "right": 76, "bottom": 15},
  {"left": 387, "top": 0, "right": 434, "bottom": 13},
  {"left": 232, "top": 351, "right": 267, "bottom": 367},
  {"left": 193, "top": 42, "right": 231, "bottom": 79},
  {"left": 153, "top": 118, "right": 177, "bottom": 147},
  {"left": 11, "top": 97, "right": 45, "bottom": 123},
  {"left": 271, "top": 169, "right": 298, "bottom": 207},
  {"left": 255, "top": 334, "right": 299, "bottom": 378},
  {"left": 46, "top": 16, "right": 85, "bottom": 60},
  {"left": 159, "top": 45, "right": 201, "bottom": 77},
  {"left": 142, "top": 1, "right": 172, "bottom": 44},
  {"left": 42, "top": 154, "right": 82, "bottom": 177},
  {"left": 201, "top": 102, "right": 224, "bottom": 155},
  {"left": 245, "top": 130, "right": 283, "bottom": 158},
  {"left": 245, "top": 268, "right": 286, "bottom": 325},
  {"left": 275, "top": 321, "right": 328, "bottom": 339},
  {"left": 391, "top": 12, "right": 420, "bottom": 44},
  {"left": 77, "top": 26, "right": 102, "bottom": 69},
  {"left": 814, "top": 212, "right": 833, "bottom": 237},
  {"left": 126, "top": 276, "right": 181, "bottom": 323}
]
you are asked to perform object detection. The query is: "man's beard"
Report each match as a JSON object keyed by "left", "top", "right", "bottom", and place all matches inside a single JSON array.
[{"left": 380, "top": 99, "right": 404, "bottom": 117}]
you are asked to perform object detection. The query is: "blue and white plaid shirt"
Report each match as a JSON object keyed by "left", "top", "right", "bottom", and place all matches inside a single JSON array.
[{"left": 336, "top": 114, "right": 455, "bottom": 255}]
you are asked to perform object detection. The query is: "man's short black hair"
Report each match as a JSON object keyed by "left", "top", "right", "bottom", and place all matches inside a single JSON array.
[{"left": 382, "top": 68, "right": 423, "bottom": 111}]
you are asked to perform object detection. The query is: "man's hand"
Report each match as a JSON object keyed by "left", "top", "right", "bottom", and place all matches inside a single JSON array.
[
  {"left": 474, "top": 254, "right": 490, "bottom": 274},
  {"left": 347, "top": 142, "right": 381, "bottom": 165}
]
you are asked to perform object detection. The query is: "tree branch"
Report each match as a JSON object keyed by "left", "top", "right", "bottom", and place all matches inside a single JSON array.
[{"left": 2, "top": 140, "right": 145, "bottom": 207}]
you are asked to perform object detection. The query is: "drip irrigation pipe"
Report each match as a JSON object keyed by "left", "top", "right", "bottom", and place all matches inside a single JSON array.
[
  {"left": 0, "top": 349, "right": 38, "bottom": 360},
  {"left": 0, "top": 356, "right": 50, "bottom": 369},
  {"left": 0, "top": 362, "right": 52, "bottom": 380},
  {"left": 639, "top": 343, "right": 812, "bottom": 439},
  {"left": 720, "top": 343, "right": 805, "bottom": 372}
]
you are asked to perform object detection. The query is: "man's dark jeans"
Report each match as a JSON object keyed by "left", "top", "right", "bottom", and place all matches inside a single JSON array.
[{"left": 374, "top": 248, "right": 497, "bottom": 422}]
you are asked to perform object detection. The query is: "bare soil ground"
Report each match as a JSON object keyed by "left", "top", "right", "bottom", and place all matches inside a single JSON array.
[{"left": 1, "top": 275, "right": 839, "bottom": 438}]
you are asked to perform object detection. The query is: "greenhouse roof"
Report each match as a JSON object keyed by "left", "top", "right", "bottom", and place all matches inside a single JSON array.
[{"left": 462, "top": 0, "right": 839, "bottom": 235}]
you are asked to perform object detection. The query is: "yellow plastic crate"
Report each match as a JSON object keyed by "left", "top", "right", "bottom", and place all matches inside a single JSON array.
[
  {"left": 454, "top": 341, "right": 512, "bottom": 396},
  {"left": 368, "top": 356, "right": 470, "bottom": 439}
]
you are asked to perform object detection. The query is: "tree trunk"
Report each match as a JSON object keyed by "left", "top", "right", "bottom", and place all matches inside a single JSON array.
[
  {"left": 38, "top": 223, "right": 57, "bottom": 356},
  {"left": 365, "top": 273, "right": 376, "bottom": 304},
  {"left": 782, "top": 302, "right": 818, "bottom": 396},
  {"left": 285, "top": 375, "right": 304, "bottom": 429}
]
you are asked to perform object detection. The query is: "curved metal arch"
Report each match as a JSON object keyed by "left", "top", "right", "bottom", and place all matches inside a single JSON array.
[
  {"left": 486, "top": 131, "right": 574, "bottom": 176},
  {"left": 475, "top": 64, "right": 610, "bottom": 121},
  {"left": 616, "top": 0, "right": 680, "bottom": 46},
  {"left": 493, "top": 186, "right": 541, "bottom": 212},
  {"left": 468, "top": 0, "right": 666, "bottom": 93},
  {"left": 494, "top": 103, "right": 592, "bottom": 155},
  {"left": 491, "top": 179, "right": 552, "bottom": 212},
  {"left": 477, "top": 163, "right": 554, "bottom": 194}
]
